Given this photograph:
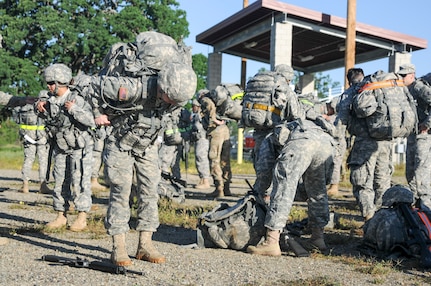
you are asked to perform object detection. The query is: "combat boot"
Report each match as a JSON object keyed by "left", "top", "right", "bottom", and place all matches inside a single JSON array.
[
  {"left": 195, "top": 178, "right": 210, "bottom": 189},
  {"left": 39, "top": 181, "right": 52, "bottom": 194},
  {"left": 20, "top": 180, "right": 29, "bottom": 193},
  {"left": 136, "top": 231, "right": 166, "bottom": 264},
  {"left": 111, "top": 233, "right": 132, "bottom": 266},
  {"left": 223, "top": 182, "right": 232, "bottom": 196},
  {"left": 327, "top": 184, "right": 339, "bottom": 197},
  {"left": 91, "top": 177, "right": 107, "bottom": 191},
  {"left": 69, "top": 212, "right": 87, "bottom": 232},
  {"left": 310, "top": 226, "right": 328, "bottom": 253},
  {"left": 46, "top": 212, "right": 67, "bottom": 229},
  {"left": 247, "top": 229, "right": 281, "bottom": 256},
  {"left": 207, "top": 185, "right": 224, "bottom": 198}
]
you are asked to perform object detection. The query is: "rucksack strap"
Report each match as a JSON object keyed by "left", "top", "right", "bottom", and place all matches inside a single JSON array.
[
  {"left": 244, "top": 102, "right": 281, "bottom": 116},
  {"left": 359, "top": 79, "right": 405, "bottom": 92}
]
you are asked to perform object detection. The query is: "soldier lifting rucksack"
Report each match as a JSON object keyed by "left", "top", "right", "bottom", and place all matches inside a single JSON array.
[
  {"left": 352, "top": 71, "right": 417, "bottom": 140},
  {"left": 241, "top": 71, "right": 292, "bottom": 130},
  {"left": 208, "top": 83, "right": 244, "bottom": 121}
]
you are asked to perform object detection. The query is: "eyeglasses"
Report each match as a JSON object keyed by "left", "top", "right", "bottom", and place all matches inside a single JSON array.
[
  {"left": 47, "top": 81, "right": 56, "bottom": 85},
  {"left": 400, "top": 74, "right": 408, "bottom": 78}
]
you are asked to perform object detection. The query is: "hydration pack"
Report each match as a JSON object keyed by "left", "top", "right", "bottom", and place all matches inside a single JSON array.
[
  {"left": 197, "top": 193, "right": 266, "bottom": 250},
  {"left": 353, "top": 71, "right": 417, "bottom": 140}
]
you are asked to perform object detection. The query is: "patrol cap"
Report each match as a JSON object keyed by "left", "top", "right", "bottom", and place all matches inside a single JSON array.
[
  {"left": 397, "top": 63, "right": 416, "bottom": 75},
  {"left": 192, "top": 99, "right": 200, "bottom": 106},
  {"left": 158, "top": 62, "right": 197, "bottom": 106},
  {"left": 274, "top": 64, "right": 294, "bottom": 81},
  {"left": 44, "top": 63, "right": 72, "bottom": 85}
]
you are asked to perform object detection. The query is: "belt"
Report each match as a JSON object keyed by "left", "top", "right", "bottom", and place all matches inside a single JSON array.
[
  {"left": 359, "top": 79, "right": 404, "bottom": 92},
  {"left": 19, "top": 124, "right": 45, "bottom": 130},
  {"left": 245, "top": 102, "right": 281, "bottom": 116}
]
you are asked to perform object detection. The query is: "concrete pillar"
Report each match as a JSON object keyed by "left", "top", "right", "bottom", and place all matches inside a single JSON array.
[
  {"left": 270, "top": 21, "right": 293, "bottom": 69},
  {"left": 389, "top": 51, "right": 411, "bottom": 73},
  {"left": 207, "top": 52, "right": 222, "bottom": 90},
  {"left": 299, "top": 73, "right": 315, "bottom": 95}
]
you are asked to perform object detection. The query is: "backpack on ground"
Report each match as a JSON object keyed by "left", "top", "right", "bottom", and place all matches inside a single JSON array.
[
  {"left": 197, "top": 193, "right": 266, "bottom": 250},
  {"left": 209, "top": 83, "right": 244, "bottom": 121},
  {"left": 353, "top": 71, "right": 417, "bottom": 140},
  {"left": 241, "top": 71, "right": 290, "bottom": 130},
  {"left": 157, "top": 175, "right": 185, "bottom": 204}
]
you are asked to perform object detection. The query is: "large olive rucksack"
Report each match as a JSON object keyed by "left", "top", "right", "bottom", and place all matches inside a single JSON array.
[
  {"left": 197, "top": 193, "right": 266, "bottom": 251},
  {"left": 209, "top": 83, "right": 244, "bottom": 121},
  {"left": 241, "top": 71, "right": 290, "bottom": 130},
  {"left": 352, "top": 71, "right": 417, "bottom": 140}
]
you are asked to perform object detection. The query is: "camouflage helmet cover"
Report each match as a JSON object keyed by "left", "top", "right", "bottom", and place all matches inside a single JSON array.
[
  {"left": 381, "top": 185, "right": 414, "bottom": 207},
  {"left": 274, "top": 64, "right": 294, "bottom": 81},
  {"left": 158, "top": 62, "right": 197, "bottom": 106},
  {"left": 44, "top": 63, "right": 72, "bottom": 85}
]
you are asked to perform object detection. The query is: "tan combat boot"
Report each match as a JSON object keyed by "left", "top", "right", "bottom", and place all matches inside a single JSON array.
[
  {"left": 247, "top": 229, "right": 281, "bottom": 256},
  {"left": 206, "top": 185, "right": 224, "bottom": 198},
  {"left": 91, "top": 177, "right": 106, "bottom": 191},
  {"left": 39, "top": 181, "right": 52, "bottom": 194},
  {"left": 20, "top": 180, "right": 29, "bottom": 193},
  {"left": 310, "top": 226, "right": 328, "bottom": 253},
  {"left": 195, "top": 178, "right": 210, "bottom": 189},
  {"left": 136, "top": 231, "right": 166, "bottom": 264},
  {"left": 69, "top": 212, "right": 87, "bottom": 232},
  {"left": 111, "top": 233, "right": 132, "bottom": 266},
  {"left": 46, "top": 212, "right": 67, "bottom": 229},
  {"left": 327, "top": 184, "right": 339, "bottom": 197}
]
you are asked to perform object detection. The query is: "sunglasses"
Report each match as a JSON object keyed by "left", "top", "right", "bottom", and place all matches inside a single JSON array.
[{"left": 47, "top": 81, "right": 56, "bottom": 85}]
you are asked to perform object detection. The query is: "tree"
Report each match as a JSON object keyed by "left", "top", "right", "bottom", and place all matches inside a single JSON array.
[
  {"left": 192, "top": 53, "right": 207, "bottom": 91},
  {"left": 0, "top": 0, "right": 189, "bottom": 96}
]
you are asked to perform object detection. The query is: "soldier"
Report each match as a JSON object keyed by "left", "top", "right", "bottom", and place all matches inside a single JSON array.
[
  {"left": 401, "top": 64, "right": 431, "bottom": 209},
  {"left": 94, "top": 62, "right": 197, "bottom": 266},
  {"left": 14, "top": 90, "right": 51, "bottom": 194},
  {"left": 247, "top": 118, "right": 335, "bottom": 256},
  {"left": 0, "top": 91, "right": 31, "bottom": 107},
  {"left": 91, "top": 126, "right": 109, "bottom": 191},
  {"left": 200, "top": 95, "right": 232, "bottom": 198},
  {"left": 36, "top": 63, "right": 95, "bottom": 232},
  {"left": 191, "top": 95, "right": 211, "bottom": 189}
]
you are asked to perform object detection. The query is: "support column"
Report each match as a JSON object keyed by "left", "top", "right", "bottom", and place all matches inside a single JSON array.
[
  {"left": 299, "top": 74, "right": 315, "bottom": 95},
  {"left": 207, "top": 52, "right": 222, "bottom": 90},
  {"left": 389, "top": 51, "right": 411, "bottom": 73},
  {"left": 270, "top": 21, "right": 293, "bottom": 69}
]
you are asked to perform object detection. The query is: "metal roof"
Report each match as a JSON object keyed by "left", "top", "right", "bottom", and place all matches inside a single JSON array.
[{"left": 196, "top": 0, "right": 427, "bottom": 73}]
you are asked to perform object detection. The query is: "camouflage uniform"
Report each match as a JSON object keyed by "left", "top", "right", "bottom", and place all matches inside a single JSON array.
[
  {"left": 191, "top": 108, "right": 211, "bottom": 180},
  {"left": 41, "top": 87, "right": 95, "bottom": 213},
  {"left": 405, "top": 75, "right": 431, "bottom": 208},
  {"left": 200, "top": 96, "right": 232, "bottom": 196},
  {"left": 265, "top": 119, "right": 334, "bottom": 230}
]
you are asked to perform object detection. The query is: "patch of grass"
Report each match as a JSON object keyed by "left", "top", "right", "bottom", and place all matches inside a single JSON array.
[
  {"left": 245, "top": 276, "right": 342, "bottom": 286},
  {"left": 288, "top": 206, "right": 308, "bottom": 222},
  {"left": 87, "top": 213, "right": 108, "bottom": 239}
]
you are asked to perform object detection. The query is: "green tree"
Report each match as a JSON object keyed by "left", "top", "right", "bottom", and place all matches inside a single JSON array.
[
  {"left": 0, "top": 0, "right": 189, "bottom": 96},
  {"left": 192, "top": 53, "right": 207, "bottom": 91}
]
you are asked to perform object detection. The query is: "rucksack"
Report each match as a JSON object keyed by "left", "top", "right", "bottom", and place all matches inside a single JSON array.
[
  {"left": 12, "top": 103, "right": 38, "bottom": 125},
  {"left": 100, "top": 31, "right": 192, "bottom": 77},
  {"left": 242, "top": 71, "right": 291, "bottom": 130},
  {"left": 353, "top": 71, "right": 417, "bottom": 140},
  {"left": 209, "top": 84, "right": 244, "bottom": 121},
  {"left": 197, "top": 193, "right": 266, "bottom": 250}
]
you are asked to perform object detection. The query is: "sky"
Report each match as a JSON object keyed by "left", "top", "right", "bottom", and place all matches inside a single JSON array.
[{"left": 176, "top": 0, "right": 431, "bottom": 86}]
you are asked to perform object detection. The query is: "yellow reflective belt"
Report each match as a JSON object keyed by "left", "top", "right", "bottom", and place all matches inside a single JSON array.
[
  {"left": 245, "top": 102, "right": 281, "bottom": 116},
  {"left": 19, "top": 124, "right": 45, "bottom": 130}
]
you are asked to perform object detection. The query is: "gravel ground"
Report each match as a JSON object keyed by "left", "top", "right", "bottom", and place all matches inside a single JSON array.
[{"left": 1, "top": 169, "right": 431, "bottom": 286}]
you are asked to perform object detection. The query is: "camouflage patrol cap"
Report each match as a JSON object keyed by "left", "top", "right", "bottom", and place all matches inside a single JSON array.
[
  {"left": 158, "top": 62, "right": 197, "bottom": 106},
  {"left": 397, "top": 63, "right": 416, "bottom": 75},
  {"left": 274, "top": 64, "right": 294, "bottom": 81},
  {"left": 381, "top": 185, "right": 414, "bottom": 207},
  {"left": 44, "top": 63, "right": 72, "bottom": 85}
]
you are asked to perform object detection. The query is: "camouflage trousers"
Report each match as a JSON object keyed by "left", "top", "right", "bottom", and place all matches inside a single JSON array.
[
  {"left": 194, "top": 137, "right": 210, "bottom": 179},
  {"left": 159, "top": 143, "right": 181, "bottom": 179},
  {"left": 348, "top": 136, "right": 393, "bottom": 219},
  {"left": 52, "top": 138, "right": 93, "bottom": 213},
  {"left": 406, "top": 132, "right": 431, "bottom": 209},
  {"left": 208, "top": 124, "right": 231, "bottom": 188},
  {"left": 21, "top": 141, "right": 50, "bottom": 182},
  {"left": 91, "top": 136, "right": 105, "bottom": 178},
  {"left": 329, "top": 136, "right": 347, "bottom": 185},
  {"left": 253, "top": 133, "right": 280, "bottom": 196},
  {"left": 265, "top": 128, "right": 334, "bottom": 230},
  {"left": 251, "top": 129, "right": 271, "bottom": 169},
  {"left": 104, "top": 137, "right": 160, "bottom": 235}
]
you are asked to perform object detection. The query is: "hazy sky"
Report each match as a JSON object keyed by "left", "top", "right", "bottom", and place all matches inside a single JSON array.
[{"left": 177, "top": 0, "right": 430, "bottom": 86}]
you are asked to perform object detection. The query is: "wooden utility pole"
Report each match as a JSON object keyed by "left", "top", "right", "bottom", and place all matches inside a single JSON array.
[
  {"left": 237, "top": 0, "right": 249, "bottom": 164},
  {"left": 344, "top": 0, "right": 356, "bottom": 89}
]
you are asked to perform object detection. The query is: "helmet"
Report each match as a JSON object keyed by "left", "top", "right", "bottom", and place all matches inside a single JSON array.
[
  {"left": 158, "top": 62, "right": 197, "bottom": 106},
  {"left": 192, "top": 99, "right": 201, "bottom": 107},
  {"left": 382, "top": 185, "right": 414, "bottom": 207},
  {"left": 274, "top": 64, "right": 294, "bottom": 81},
  {"left": 44, "top": 63, "right": 72, "bottom": 85}
]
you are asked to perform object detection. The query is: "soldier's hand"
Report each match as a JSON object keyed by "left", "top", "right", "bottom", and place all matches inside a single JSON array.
[
  {"left": 64, "top": 99, "right": 76, "bottom": 111},
  {"left": 95, "top": 114, "right": 111, "bottom": 126},
  {"left": 36, "top": 100, "right": 47, "bottom": 112}
]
